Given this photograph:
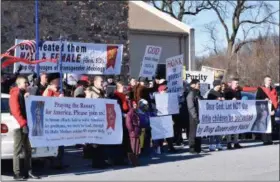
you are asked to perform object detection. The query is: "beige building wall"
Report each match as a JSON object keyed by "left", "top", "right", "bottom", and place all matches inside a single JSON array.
[
  {"left": 129, "top": 31, "right": 190, "bottom": 78},
  {"left": 128, "top": 1, "right": 195, "bottom": 78}
]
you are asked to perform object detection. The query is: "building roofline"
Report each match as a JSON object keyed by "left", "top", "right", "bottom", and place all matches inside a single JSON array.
[
  {"left": 130, "top": 1, "right": 194, "bottom": 33},
  {"left": 129, "top": 28, "right": 189, "bottom": 36}
]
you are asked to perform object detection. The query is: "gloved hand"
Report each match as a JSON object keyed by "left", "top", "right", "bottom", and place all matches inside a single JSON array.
[{"left": 22, "top": 126, "right": 29, "bottom": 134}]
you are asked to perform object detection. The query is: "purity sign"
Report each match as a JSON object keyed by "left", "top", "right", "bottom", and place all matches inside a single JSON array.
[
  {"left": 197, "top": 100, "right": 272, "bottom": 137},
  {"left": 25, "top": 96, "right": 123, "bottom": 147},
  {"left": 14, "top": 39, "right": 123, "bottom": 75},
  {"left": 186, "top": 71, "right": 214, "bottom": 84}
]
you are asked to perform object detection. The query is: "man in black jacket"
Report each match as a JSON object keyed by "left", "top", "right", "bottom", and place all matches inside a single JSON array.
[
  {"left": 187, "top": 79, "right": 203, "bottom": 153},
  {"left": 256, "top": 75, "right": 279, "bottom": 145},
  {"left": 224, "top": 78, "right": 243, "bottom": 149},
  {"left": 208, "top": 80, "right": 224, "bottom": 151}
]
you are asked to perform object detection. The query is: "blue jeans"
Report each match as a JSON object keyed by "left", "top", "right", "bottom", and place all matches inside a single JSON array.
[{"left": 209, "top": 136, "right": 222, "bottom": 145}]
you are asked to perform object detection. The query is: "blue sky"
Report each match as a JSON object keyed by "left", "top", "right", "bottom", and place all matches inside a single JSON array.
[{"left": 178, "top": 1, "right": 280, "bottom": 57}]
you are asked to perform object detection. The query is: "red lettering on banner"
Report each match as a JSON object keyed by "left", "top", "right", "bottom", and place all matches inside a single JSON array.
[
  {"left": 167, "top": 57, "right": 183, "bottom": 68},
  {"left": 147, "top": 47, "right": 160, "bottom": 55}
]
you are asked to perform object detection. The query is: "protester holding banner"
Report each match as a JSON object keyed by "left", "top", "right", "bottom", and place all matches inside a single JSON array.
[
  {"left": 112, "top": 81, "right": 136, "bottom": 166},
  {"left": 83, "top": 76, "right": 110, "bottom": 168},
  {"left": 156, "top": 83, "right": 177, "bottom": 153},
  {"left": 224, "top": 78, "right": 243, "bottom": 149},
  {"left": 207, "top": 80, "right": 224, "bottom": 151},
  {"left": 256, "top": 75, "right": 279, "bottom": 145},
  {"left": 187, "top": 79, "right": 203, "bottom": 154},
  {"left": 42, "top": 72, "right": 68, "bottom": 169},
  {"left": 9, "top": 76, "right": 40, "bottom": 180}
]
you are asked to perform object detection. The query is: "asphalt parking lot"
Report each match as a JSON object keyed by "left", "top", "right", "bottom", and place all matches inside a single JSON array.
[{"left": 1, "top": 140, "right": 279, "bottom": 181}]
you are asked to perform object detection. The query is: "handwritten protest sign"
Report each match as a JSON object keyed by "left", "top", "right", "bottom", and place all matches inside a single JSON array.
[
  {"left": 14, "top": 39, "right": 123, "bottom": 75},
  {"left": 166, "top": 54, "right": 183, "bottom": 93},
  {"left": 197, "top": 100, "right": 272, "bottom": 137},
  {"left": 139, "top": 45, "right": 162, "bottom": 78},
  {"left": 25, "top": 96, "right": 123, "bottom": 147},
  {"left": 150, "top": 116, "right": 174, "bottom": 140},
  {"left": 201, "top": 66, "right": 226, "bottom": 80},
  {"left": 155, "top": 93, "right": 179, "bottom": 116}
]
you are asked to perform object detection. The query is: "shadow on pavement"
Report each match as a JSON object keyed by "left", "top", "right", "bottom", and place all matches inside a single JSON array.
[
  {"left": 1, "top": 141, "right": 278, "bottom": 178},
  {"left": 1, "top": 146, "right": 208, "bottom": 178}
]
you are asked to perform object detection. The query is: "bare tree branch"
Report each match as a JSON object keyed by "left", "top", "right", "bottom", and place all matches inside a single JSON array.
[
  {"left": 240, "top": 10, "right": 279, "bottom": 25},
  {"left": 149, "top": 0, "right": 213, "bottom": 21},
  {"left": 208, "top": 0, "right": 230, "bottom": 42}
]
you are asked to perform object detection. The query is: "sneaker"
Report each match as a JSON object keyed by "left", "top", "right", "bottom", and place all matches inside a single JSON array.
[
  {"left": 234, "top": 143, "right": 243, "bottom": 149},
  {"left": 216, "top": 144, "right": 223, "bottom": 151},
  {"left": 227, "top": 143, "right": 233, "bottom": 150},
  {"left": 209, "top": 145, "right": 216, "bottom": 151}
]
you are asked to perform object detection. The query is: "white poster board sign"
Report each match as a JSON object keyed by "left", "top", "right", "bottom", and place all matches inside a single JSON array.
[
  {"left": 25, "top": 96, "right": 123, "bottom": 147},
  {"left": 197, "top": 100, "right": 272, "bottom": 137},
  {"left": 139, "top": 45, "right": 162, "bottom": 78},
  {"left": 14, "top": 39, "right": 123, "bottom": 75},
  {"left": 186, "top": 71, "right": 215, "bottom": 85},
  {"left": 201, "top": 66, "right": 226, "bottom": 80},
  {"left": 166, "top": 54, "right": 183, "bottom": 93},
  {"left": 155, "top": 93, "right": 179, "bottom": 116},
  {"left": 150, "top": 116, "right": 174, "bottom": 140}
]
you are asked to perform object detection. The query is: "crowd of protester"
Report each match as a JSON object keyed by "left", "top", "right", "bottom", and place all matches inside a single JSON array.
[{"left": 1, "top": 65, "right": 279, "bottom": 180}]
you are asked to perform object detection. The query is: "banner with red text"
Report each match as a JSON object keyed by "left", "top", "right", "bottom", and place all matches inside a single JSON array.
[
  {"left": 14, "top": 39, "right": 123, "bottom": 75},
  {"left": 197, "top": 100, "right": 272, "bottom": 137},
  {"left": 139, "top": 45, "right": 162, "bottom": 78},
  {"left": 25, "top": 96, "right": 123, "bottom": 147},
  {"left": 166, "top": 54, "right": 183, "bottom": 93}
]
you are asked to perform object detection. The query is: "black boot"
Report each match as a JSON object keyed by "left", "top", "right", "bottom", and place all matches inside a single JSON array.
[{"left": 13, "top": 174, "right": 26, "bottom": 181}]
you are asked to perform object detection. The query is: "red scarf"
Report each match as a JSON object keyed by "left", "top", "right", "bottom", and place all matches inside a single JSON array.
[
  {"left": 114, "top": 91, "right": 129, "bottom": 112},
  {"left": 261, "top": 86, "right": 278, "bottom": 109}
]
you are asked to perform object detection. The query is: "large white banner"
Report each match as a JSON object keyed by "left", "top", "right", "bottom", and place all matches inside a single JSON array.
[
  {"left": 25, "top": 96, "right": 123, "bottom": 147},
  {"left": 150, "top": 116, "right": 174, "bottom": 140},
  {"left": 186, "top": 71, "right": 214, "bottom": 85},
  {"left": 139, "top": 45, "right": 162, "bottom": 78},
  {"left": 166, "top": 54, "right": 183, "bottom": 93},
  {"left": 14, "top": 39, "right": 123, "bottom": 75},
  {"left": 155, "top": 93, "right": 179, "bottom": 116},
  {"left": 197, "top": 100, "right": 272, "bottom": 137}
]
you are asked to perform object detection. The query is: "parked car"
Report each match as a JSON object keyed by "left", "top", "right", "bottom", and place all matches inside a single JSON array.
[{"left": 1, "top": 93, "right": 58, "bottom": 160}]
